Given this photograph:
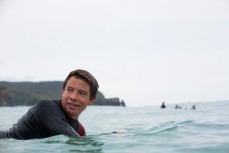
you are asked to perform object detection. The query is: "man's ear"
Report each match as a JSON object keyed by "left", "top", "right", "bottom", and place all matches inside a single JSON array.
[{"left": 88, "top": 98, "right": 95, "bottom": 105}]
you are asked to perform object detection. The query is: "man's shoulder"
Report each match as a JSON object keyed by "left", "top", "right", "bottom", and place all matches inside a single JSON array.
[
  {"left": 35, "top": 99, "right": 61, "bottom": 108},
  {"left": 33, "top": 100, "right": 61, "bottom": 114}
]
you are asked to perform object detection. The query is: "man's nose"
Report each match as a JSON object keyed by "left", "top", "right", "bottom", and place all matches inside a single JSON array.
[{"left": 70, "top": 92, "right": 78, "bottom": 101}]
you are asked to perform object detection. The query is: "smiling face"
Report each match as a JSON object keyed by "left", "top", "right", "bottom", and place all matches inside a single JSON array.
[{"left": 61, "top": 76, "right": 94, "bottom": 119}]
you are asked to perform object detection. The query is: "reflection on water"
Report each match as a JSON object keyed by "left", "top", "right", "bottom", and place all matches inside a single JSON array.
[
  {"left": 65, "top": 136, "right": 104, "bottom": 153},
  {"left": 0, "top": 135, "right": 104, "bottom": 153}
]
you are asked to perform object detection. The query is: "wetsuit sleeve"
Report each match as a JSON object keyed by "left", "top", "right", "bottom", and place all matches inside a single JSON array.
[{"left": 35, "top": 100, "right": 79, "bottom": 137}]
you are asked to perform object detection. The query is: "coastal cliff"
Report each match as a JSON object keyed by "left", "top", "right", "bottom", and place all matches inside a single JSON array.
[{"left": 0, "top": 81, "right": 126, "bottom": 107}]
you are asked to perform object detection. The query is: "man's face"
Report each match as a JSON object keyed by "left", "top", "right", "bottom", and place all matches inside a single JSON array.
[{"left": 61, "top": 76, "right": 93, "bottom": 119}]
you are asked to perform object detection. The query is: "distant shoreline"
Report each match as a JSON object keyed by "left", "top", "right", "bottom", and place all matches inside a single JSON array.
[{"left": 0, "top": 81, "right": 126, "bottom": 107}]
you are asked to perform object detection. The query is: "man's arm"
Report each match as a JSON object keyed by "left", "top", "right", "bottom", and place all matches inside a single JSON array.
[{"left": 35, "top": 100, "right": 79, "bottom": 137}]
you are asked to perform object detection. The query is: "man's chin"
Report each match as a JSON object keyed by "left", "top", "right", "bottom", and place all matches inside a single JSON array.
[{"left": 67, "top": 111, "right": 79, "bottom": 119}]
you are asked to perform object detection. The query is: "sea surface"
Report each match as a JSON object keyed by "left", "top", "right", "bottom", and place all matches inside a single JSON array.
[{"left": 0, "top": 101, "right": 229, "bottom": 153}]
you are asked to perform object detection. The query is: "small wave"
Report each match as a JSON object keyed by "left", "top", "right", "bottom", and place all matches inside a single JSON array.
[
  {"left": 149, "top": 120, "right": 194, "bottom": 133},
  {"left": 65, "top": 136, "right": 104, "bottom": 153},
  {"left": 127, "top": 120, "right": 195, "bottom": 137},
  {"left": 192, "top": 121, "right": 229, "bottom": 128},
  {"left": 66, "top": 136, "right": 104, "bottom": 146}
]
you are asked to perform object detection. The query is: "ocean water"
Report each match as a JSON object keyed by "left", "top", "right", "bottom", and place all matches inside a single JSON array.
[{"left": 0, "top": 101, "right": 229, "bottom": 153}]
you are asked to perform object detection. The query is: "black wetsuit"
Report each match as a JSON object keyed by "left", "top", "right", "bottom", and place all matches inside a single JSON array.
[{"left": 0, "top": 100, "right": 85, "bottom": 139}]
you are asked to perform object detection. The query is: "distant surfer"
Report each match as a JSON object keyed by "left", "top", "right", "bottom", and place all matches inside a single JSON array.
[
  {"left": 161, "top": 102, "right": 166, "bottom": 109},
  {"left": 175, "top": 104, "right": 179, "bottom": 109},
  {"left": 0, "top": 69, "right": 99, "bottom": 140},
  {"left": 192, "top": 105, "right": 196, "bottom": 110}
]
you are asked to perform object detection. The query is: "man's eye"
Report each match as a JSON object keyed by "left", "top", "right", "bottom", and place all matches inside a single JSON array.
[
  {"left": 79, "top": 91, "right": 87, "bottom": 95},
  {"left": 66, "top": 88, "right": 73, "bottom": 92}
]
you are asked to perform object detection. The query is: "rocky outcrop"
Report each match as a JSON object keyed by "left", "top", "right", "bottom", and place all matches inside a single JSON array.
[
  {"left": 92, "top": 97, "right": 126, "bottom": 106},
  {"left": 104, "top": 98, "right": 126, "bottom": 106}
]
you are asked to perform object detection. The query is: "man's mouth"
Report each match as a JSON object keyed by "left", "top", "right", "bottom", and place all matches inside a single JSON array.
[{"left": 67, "top": 102, "right": 79, "bottom": 108}]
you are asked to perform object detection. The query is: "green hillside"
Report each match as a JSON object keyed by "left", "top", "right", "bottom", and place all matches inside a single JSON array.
[{"left": 0, "top": 81, "right": 125, "bottom": 107}]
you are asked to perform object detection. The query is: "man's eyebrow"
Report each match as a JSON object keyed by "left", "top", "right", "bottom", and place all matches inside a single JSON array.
[
  {"left": 79, "top": 89, "right": 88, "bottom": 94},
  {"left": 66, "top": 86, "right": 73, "bottom": 88},
  {"left": 80, "top": 89, "right": 87, "bottom": 92},
  {"left": 66, "top": 86, "right": 74, "bottom": 90}
]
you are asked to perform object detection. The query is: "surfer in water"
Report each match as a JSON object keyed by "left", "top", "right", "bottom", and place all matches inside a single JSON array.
[
  {"left": 161, "top": 102, "right": 166, "bottom": 109},
  {"left": 0, "top": 69, "right": 99, "bottom": 140}
]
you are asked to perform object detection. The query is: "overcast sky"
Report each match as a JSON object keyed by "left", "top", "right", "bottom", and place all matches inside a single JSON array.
[{"left": 0, "top": 0, "right": 229, "bottom": 106}]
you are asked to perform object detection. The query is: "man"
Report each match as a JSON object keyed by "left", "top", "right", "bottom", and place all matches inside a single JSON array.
[{"left": 0, "top": 69, "right": 99, "bottom": 139}]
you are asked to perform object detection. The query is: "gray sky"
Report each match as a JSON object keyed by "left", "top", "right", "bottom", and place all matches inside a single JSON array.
[{"left": 0, "top": 0, "right": 229, "bottom": 106}]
